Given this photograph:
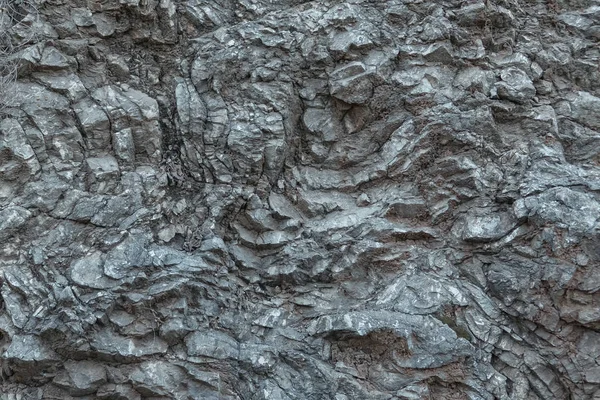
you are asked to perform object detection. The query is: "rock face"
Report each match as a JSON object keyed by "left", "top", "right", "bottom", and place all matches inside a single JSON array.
[{"left": 0, "top": 0, "right": 599, "bottom": 399}]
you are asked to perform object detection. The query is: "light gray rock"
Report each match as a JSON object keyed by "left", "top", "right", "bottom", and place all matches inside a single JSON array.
[
  {"left": 39, "top": 46, "right": 73, "bottom": 70},
  {"left": 33, "top": 72, "right": 87, "bottom": 101},
  {"left": 453, "top": 210, "right": 518, "bottom": 242},
  {"left": 494, "top": 67, "right": 536, "bottom": 103},
  {"left": 111, "top": 128, "right": 136, "bottom": 162},
  {"left": 3, "top": 335, "right": 60, "bottom": 380},
  {"left": 90, "top": 329, "right": 168, "bottom": 359},
  {"left": 0, "top": 119, "right": 40, "bottom": 186},
  {"left": 85, "top": 155, "right": 120, "bottom": 192},
  {"left": 71, "top": 8, "right": 94, "bottom": 27},
  {"left": 97, "top": 384, "right": 142, "bottom": 400},
  {"left": 0, "top": 206, "right": 31, "bottom": 241},
  {"left": 568, "top": 91, "right": 600, "bottom": 130},
  {"left": 514, "top": 187, "right": 600, "bottom": 235},
  {"left": 129, "top": 361, "right": 184, "bottom": 397},
  {"left": 73, "top": 97, "right": 112, "bottom": 152},
  {"left": 70, "top": 252, "right": 120, "bottom": 289},
  {"left": 91, "top": 85, "right": 162, "bottom": 162},
  {"left": 329, "top": 63, "right": 374, "bottom": 104}
]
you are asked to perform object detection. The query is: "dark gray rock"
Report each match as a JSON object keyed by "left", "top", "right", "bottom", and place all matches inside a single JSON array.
[
  {"left": 53, "top": 361, "right": 107, "bottom": 395},
  {"left": 0, "top": 0, "right": 599, "bottom": 398},
  {"left": 185, "top": 330, "right": 240, "bottom": 360}
]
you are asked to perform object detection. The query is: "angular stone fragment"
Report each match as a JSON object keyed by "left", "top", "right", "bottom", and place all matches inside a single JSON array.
[
  {"left": 70, "top": 252, "right": 120, "bottom": 289},
  {"left": 103, "top": 232, "right": 151, "bottom": 279},
  {"left": 303, "top": 107, "right": 342, "bottom": 142},
  {"left": 0, "top": 119, "right": 41, "bottom": 186},
  {"left": 71, "top": 8, "right": 94, "bottom": 27},
  {"left": 4, "top": 335, "right": 60, "bottom": 381},
  {"left": 107, "top": 55, "right": 130, "bottom": 79},
  {"left": 92, "top": 85, "right": 162, "bottom": 161},
  {"left": 569, "top": 91, "right": 600, "bottom": 130},
  {"left": 34, "top": 72, "right": 87, "bottom": 101},
  {"left": 495, "top": 68, "right": 536, "bottom": 103},
  {"left": 112, "top": 128, "right": 136, "bottom": 162},
  {"left": 39, "top": 47, "right": 72, "bottom": 70},
  {"left": 0, "top": 206, "right": 31, "bottom": 241},
  {"left": 97, "top": 384, "right": 142, "bottom": 400},
  {"left": 309, "top": 311, "right": 472, "bottom": 369},
  {"left": 159, "top": 318, "right": 190, "bottom": 344},
  {"left": 53, "top": 361, "right": 107, "bottom": 395},
  {"left": 514, "top": 187, "right": 600, "bottom": 234},
  {"left": 455, "top": 2, "right": 486, "bottom": 26},
  {"left": 423, "top": 43, "right": 453, "bottom": 63},
  {"left": 85, "top": 155, "right": 120, "bottom": 192},
  {"left": 93, "top": 13, "right": 116, "bottom": 37},
  {"left": 129, "top": 361, "right": 184, "bottom": 397},
  {"left": 185, "top": 330, "right": 240, "bottom": 360},
  {"left": 90, "top": 329, "right": 168, "bottom": 359},
  {"left": 453, "top": 210, "right": 518, "bottom": 242},
  {"left": 384, "top": 198, "right": 428, "bottom": 219},
  {"left": 329, "top": 69, "right": 374, "bottom": 105},
  {"left": 73, "top": 97, "right": 112, "bottom": 151}
]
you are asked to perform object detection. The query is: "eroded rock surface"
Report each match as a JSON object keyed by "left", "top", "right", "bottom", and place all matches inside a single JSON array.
[{"left": 1, "top": 0, "right": 600, "bottom": 398}]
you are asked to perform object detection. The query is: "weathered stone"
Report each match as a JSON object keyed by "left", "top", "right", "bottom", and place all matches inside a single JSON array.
[
  {"left": 453, "top": 210, "right": 518, "bottom": 242},
  {"left": 90, "top": 329, "right": 168, "bottom": 359},
  {"left": 185, "top": 330, "right": 240, "bottom": 360},
  {"left": 129, "top": 361, "right": 184, "bottom": 397},
  {"left": 85, "top": 155, "right": 120, "bottom": 193},
  {"left": 33, "top": 72, "right": 87, "bottom": 101},
  {"left": 514, "top": 187, "right": 600, "bottom": 235},
  {"left": 568, "top": 91, "right": 600, "bottom": 130},
  {"left": 39, "top": 47, "right": 73, "bottom": 70},
  {"left": 106, "top": 55, "right": 130, "bottom": 79},
  {"left": 329, "top": 64, "right": 374, "bottom": 105},
  {"left": 71, "top": 8, "right": 94, "bottom": 27},
  {"left": 73, "top": 97, "right": 112, "bottom": 151},
  {"left": 3, "top": 335, "right": 60, "bottom": 380},
  {"left": 111, "top": 128, "right": 136, "bottom": 162},
  {"left": 70, "top": 252, "right": 120, "bottom": 289},
  {"left": 97, "top": 384, "right": 142, "bottom": 400},
  {"left": 0, "top": 119, "right": 40, "bottom": 186},
  {"left": 303, "top": 107, "right": 342, "bottom": 142},
  {"left": 495, "top": 67, "right": 536, "bottom": 103},
  {"left": 53, "top": 361, "right": 107, "bottom": 395},
  {"left": 93, "top": 13, "right": 116, "bottom": 37},
  {"left": 0, "top": 206, "right": 31, "bottom": 241},
  {"left": 91, "top": 85, "right": 162, "bottom": 161},
  {"left": 1, "top": 0, "right": 599, "bottom": 399}
]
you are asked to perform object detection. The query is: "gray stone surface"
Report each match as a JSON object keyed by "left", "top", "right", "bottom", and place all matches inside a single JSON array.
[{"left": 0, "top": 0, "right": 599, "bottom": 398}]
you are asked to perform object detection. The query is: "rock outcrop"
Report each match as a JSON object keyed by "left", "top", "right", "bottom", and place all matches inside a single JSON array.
[{"left": 1, "top": 0, "right": 600, "bottom": 398}]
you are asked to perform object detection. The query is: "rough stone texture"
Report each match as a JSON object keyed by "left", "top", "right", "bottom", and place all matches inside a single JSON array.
[{"left": 0, "top": 0, "right": 600, "bottom": 399}]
